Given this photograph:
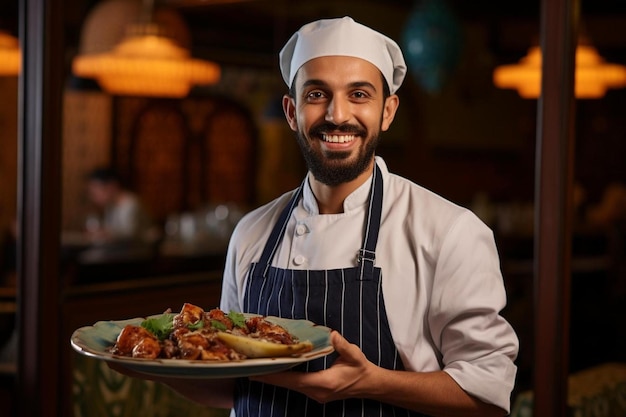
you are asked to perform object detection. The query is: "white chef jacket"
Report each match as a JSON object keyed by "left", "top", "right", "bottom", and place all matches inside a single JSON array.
[{"left": 220, "top": 156, "right": 519, "bottom": 412}]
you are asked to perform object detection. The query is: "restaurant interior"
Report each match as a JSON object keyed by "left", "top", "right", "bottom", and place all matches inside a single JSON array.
[{"left": 1, "top": 0, "right": 625, "bottom": 416}]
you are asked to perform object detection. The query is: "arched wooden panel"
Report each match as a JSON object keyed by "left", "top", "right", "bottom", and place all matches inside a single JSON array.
[
  {"left": 129, "top": 101, "right": 189, "bottom": 223},
  {"left": 202, "top": 101, "right": 256, "bottom": 205}
]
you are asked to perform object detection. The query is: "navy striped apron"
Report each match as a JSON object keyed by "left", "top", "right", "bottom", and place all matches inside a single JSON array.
[{"left": 236, "top": 165, "right": 423, "bottom": 417}]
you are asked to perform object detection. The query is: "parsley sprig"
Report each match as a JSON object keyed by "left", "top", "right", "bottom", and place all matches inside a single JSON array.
[
  {"left": 141, "top": 313, "right": 176, "bottom": 340},
  {"left": 140, "top": 309, "right": 246, "bottom": 339},
  {"left": 227, "top": 311, "right": 246, "bottom": 328}
]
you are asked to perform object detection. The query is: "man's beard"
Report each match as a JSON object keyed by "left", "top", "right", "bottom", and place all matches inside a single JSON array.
[{"left": 295, "top": 122, "right": 381, "bottom": 186}]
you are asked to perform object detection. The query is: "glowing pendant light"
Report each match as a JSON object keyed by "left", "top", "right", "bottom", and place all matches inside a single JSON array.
[
  {"left": 493, "top": 40, "right": 626, "bottom": 98},
  {"left": 72, "top": 0, "right": 220, "bottom": 97},
  {"left": 493, "top": 39, "right": 626, "bottom": 99},
  {"left": 0, "top": 31, "right": 21, "bottom": 76}
]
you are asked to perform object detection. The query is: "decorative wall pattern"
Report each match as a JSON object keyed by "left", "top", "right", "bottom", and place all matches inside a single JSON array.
[
  {"left": 73, "top": 353, "right": 229, "bottom": 417},
  {"left": 113, "top": 96, "right": 257, "bottom": 224},
  {"left": 62, "top": 91, "right": 113, "bottom": 231},
  {"left": 60, "top": 91, "right": 258, "bottom": 230}
]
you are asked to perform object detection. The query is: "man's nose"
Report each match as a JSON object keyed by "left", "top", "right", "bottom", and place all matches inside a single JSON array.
[{"left": 325, "top": 97, "right": 350, "bottom": 124}]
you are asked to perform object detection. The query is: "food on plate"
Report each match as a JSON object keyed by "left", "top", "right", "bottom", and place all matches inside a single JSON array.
[
  {"left": 216, "top": 315, "right": 314, "bottom": 358},
  {"left": 109, "top": 303, "right": 313, "bottom": 360},
  {"left": 216, "top": 331, "right": 313, "bottom": 358}
]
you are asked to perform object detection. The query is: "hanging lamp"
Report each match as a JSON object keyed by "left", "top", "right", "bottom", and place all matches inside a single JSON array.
[
  {"left": 0, "top": 31, "right": 21, "bottom": 76},
  {"left": 72, "top": 0, "right": 220, "bottom": 97},
  {"left": 401, "top": 0, "right": 463, "bottom": 94},
  {"left": 493, "top": 38, "right": 626, "bottom": 99}
]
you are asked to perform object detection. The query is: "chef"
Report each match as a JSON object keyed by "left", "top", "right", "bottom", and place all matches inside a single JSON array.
[
  {"left": 114, "top": 16, "right": 519, "bottom": 417},
  {"left": 217, "top": 16, "right": 519, "bottom": 417}
]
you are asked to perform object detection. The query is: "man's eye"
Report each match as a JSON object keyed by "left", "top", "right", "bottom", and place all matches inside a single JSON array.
[
  {"left": 352, "top": 91, "right": 369, "bottom": 99},
  {"left": 307, "top": 91, "right": 325, "bottom": 99}
]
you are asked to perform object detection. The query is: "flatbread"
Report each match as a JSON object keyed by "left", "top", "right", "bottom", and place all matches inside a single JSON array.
[{"left": 216, "top": 331, "right": 313, "bottom": 358}]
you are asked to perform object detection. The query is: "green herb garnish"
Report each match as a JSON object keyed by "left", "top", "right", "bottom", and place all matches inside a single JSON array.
[
  {"left": 141, "top": 313, "right": 175, "bottom": 340},
  {"left": 141, "top": 313, "right": 204, "bottom": 340},
  {"left": 188, "top": 320, "right": 204, "bottom": 331},
  {"left": 210, "top": 320, "right": 228, "bottom": 331},
  {"left": 227, "top": 311, "right": 246, "bottom": 328}
]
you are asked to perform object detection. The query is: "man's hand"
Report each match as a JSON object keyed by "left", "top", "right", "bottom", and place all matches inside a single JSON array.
[
  {"left": 250, "top": 331, "right": 507, "bottom": 417},
  {"left": 251, "top": 330, "right": 375, "bottom": 403}
]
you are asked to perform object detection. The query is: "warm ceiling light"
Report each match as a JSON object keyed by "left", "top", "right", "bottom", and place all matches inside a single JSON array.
[
  {"left": 493, "top": 41, "right": 626, "bottom": 99},
  {"left": 0, "top": 31, "right": 21, "bottom": 76},
  {"left": 73, "top": 22, "right": 220, "bottom": 97},
  {"left": 72, "top": 0, "right": 220, "bottom": 98}
]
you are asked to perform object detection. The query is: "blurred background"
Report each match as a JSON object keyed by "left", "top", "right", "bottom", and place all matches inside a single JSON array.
[{"left": 0, "top": 0, "right": 625, "bottom": 416}]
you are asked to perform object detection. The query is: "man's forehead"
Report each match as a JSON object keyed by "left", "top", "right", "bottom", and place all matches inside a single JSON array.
[{"left": 294, "top": 56, "right": 384, "bottom": 89}]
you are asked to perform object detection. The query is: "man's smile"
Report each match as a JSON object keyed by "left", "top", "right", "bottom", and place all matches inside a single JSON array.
[{"left": 321, "top": 133, "right": 356, "bottom": 143}]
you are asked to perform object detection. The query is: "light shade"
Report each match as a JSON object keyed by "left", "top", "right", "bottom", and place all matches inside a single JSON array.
[
  {"left": 72, "top": 0, "right": 220, "bottom": 98},
  {"left": 401, "top": 0, "right": 462, "bottom": 94},
  {"left": 73, "top": 23, "right": 220, "bottom": 97},
  {"left": 493, "top": 43, "right": 626, "bottom": 99},
  {"left": 0, "top": 31, "right": 21, "bottom": 76}
]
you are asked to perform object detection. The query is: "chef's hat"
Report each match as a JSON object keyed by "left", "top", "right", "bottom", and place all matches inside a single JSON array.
[{"left": 279, "top": 16, "right": 407, "bottom": 94}]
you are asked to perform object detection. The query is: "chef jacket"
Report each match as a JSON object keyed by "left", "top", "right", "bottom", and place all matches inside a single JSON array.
[{"left": 220, "top": 156, "right": 519, "bottom": 413}]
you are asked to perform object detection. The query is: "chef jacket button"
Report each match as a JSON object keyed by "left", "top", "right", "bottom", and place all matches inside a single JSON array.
[
  {"left": 293, "top": 255, "right": 306, "bottom": 266},
  {"left": 296, "top": 224, "right": 308, "bottom": 236}
]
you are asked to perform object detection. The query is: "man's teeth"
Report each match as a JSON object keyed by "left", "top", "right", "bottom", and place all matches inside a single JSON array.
[{"left": 322, "top": 134, "right": 355, "bottom": 143}]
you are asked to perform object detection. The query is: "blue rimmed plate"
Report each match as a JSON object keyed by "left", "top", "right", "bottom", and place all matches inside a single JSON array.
[{"left": 70, "top": 314, "right": 334, "bottom": 379}]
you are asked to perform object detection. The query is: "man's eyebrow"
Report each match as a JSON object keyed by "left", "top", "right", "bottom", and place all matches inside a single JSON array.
[
  {"left": 302, "top": 79, "right": 327, "bottom": 88},
  {"left": 301, "top": 79, "right": 378, "bottom": 91},
  {"left": 348, "top": 81, "right": 378, "bottom": 91}
]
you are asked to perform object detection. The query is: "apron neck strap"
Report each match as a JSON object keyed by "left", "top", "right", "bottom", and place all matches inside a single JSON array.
[
  {"left": 259, "top": 178, "right": 305, "bottom": 278},
  {"left": 358, "top": 164, "right": 383, "bottom": 281},
  {"left": 259, "top": 163, "right": 384, "bottom": 280}
]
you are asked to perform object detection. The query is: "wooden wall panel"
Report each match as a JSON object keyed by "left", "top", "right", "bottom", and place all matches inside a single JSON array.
[
  {"left": 61, "top": 91, "right": 112, "bottom": 231},
  {"left": 0, "top": 77, "right": 18, "bottom": 244},
  {"left": 130, "top": 102, "right": 188, "bottom": 222}
]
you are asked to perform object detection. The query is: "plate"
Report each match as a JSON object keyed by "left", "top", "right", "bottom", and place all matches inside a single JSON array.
[{"left": 70, "top": 314, "right": 334, "bottom": 379}]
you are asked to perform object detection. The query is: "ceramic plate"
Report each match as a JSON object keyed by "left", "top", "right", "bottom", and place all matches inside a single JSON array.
[{"left": 70, "top": 314, "right": 334, "bottom": 379}]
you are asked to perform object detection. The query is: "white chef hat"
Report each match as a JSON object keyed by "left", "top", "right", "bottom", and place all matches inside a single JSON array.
[{"left": 279, "top": 16, "right": 407, "bottom": 94}]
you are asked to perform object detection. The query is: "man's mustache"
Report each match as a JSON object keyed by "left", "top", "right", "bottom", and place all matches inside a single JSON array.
[{"left": 309, "top": 122, "right": 366, "bottom": 137}]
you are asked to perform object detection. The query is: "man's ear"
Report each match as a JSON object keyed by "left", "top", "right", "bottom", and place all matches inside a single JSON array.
[
  {"left": 282, "top": 94, "right": 298, "bottom": 132},
  {"left": 381, "top": 94, "right": 400, "bottom": 132}
]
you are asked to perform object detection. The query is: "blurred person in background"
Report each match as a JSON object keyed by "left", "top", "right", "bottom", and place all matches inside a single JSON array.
[
  {"left": 86, "top": 167, "right": 153, "bottom": 244},
  {"left": 81, "top": 167, "right": 155, "bottom": 262}
]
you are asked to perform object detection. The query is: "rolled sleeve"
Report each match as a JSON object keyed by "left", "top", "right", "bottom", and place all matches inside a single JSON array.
[{"left": 429, "top": 211, "right": 519, "bottom": 412}]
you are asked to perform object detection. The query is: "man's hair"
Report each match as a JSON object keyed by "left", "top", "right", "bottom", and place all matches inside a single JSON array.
[{"left": 87, "top": 167, "right": 122, "bottom": 184}]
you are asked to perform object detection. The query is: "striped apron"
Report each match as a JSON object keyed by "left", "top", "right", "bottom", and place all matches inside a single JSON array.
[{"left": 236, "top": 165, "right": 424, "bottom": 417}]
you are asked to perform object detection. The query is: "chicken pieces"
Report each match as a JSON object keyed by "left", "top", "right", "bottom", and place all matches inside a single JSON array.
[
  {"left": 109, "top": 303, "right": 306, "bottom": 361},
  {"left": 111, "top": 325, "right": 161, "bottom": 359},
  {"left": 246, "top": 316, "right": 297, "bottom": 345},
  {"left": 172, "top": 303, "right": 204, "bottom": 328}
]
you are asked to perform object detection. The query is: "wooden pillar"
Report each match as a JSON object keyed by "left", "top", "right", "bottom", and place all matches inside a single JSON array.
[
  {"left": 16, "top": 0, "right": 64, "bottom": 415},
  {"left": 533, "top": 0, "right": 579, "bottom": 416}
]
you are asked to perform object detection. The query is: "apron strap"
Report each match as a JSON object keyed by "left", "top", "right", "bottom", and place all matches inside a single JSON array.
[
  {"left": 258, "top": 163, "right": 384, "bottom": 281},
  {"left": 259, "top": 178, "right": 305, "bottom": 278},
  {"left": 358, "top": 164, "right": 383, "bottom": 281}
]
